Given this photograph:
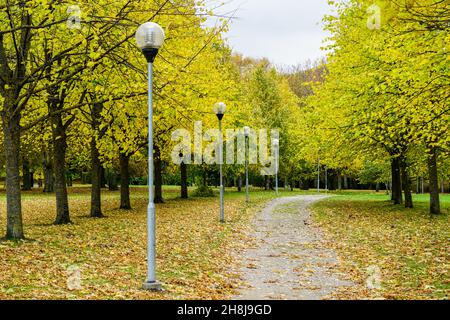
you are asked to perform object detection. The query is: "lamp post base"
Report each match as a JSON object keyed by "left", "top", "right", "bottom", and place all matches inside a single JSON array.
[{"left": 142, "top": 281, "right": 163, "bottom": 291}]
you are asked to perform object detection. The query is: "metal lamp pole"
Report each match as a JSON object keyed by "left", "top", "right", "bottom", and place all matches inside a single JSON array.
[
  {"left": 273, "top": 139, "right": 279, "bottom": 196},
  {"left": 214, "top": 102, "right": 226, "bottom": 223},
  {"left": 136, "top": 22, "right": 165, "bottom": 291},
  {"left": 244, "top": 126, "right": 250, "bottom": 203},
  {"left": 317, "top": 156, "right": 320, "bottom": 193}
]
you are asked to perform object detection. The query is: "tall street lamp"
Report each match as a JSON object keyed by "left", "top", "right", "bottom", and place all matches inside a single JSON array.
[
  {"left": 214, "top": 102, "right": 226, "bottom": 223},
  {"left": 136, "top": 21, "right": 165, "bottom": 291},
  {"left": 273, "top": 138, "right": 279, "bottom": 196},
  {"left": 317, "top": 156, "right": 321, "bottom": 193},
  {"left": 244, "top": 126, "right": 250, "bottom": 203}
]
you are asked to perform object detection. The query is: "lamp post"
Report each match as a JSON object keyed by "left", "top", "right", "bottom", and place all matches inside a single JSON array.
[
  {"left": 136, "top": 22, "right": 165, "bottom": 291},
  {"left": 244, "top": 126, "right": 250, "bottom": 203},
  {"left": 214, "top": 102, "right": 226, "bottom": 223},
  {"left": 317, "top": 156, "right": 320, "bottom": 193},
  {"left": 273, "top": 138, "right": 279, "bottom": 196}
]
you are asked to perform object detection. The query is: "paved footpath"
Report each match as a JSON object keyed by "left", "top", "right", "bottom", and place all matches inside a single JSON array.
[{"left": 235, "top": 195, "right": 353, "bottom": 300}]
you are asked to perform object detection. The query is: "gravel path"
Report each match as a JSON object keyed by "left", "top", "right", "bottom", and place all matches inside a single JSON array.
[{"left": 234, "top": 195, "right": 353, "bottom": 300}]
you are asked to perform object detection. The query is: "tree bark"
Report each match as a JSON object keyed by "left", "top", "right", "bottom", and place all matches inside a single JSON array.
[
  {"left": 428, "top": 147, "right": 441, "bottom": 215},
  {"left": 154, "top": 146, "right": 164, "bottom": 204},
  {"left": 90, "top": 136, "right": 103, "bottom": 217},
  {"left": 265, "top": 176, "right": 270, "bottom": 190},
  {"left": 2, "top": 105, "right": 24, "bottom": 239},
  {"left": 1, "top": 11, "right": 31, "bottom": 240},
  {"left": 238, "top": 175, "right": 243, "bottom": 192},
  {"left": 391, "top": 157, "right": 403, "bottom": 205},
  {"left": 50, "top": 105, "right": 71, "bottom": 225},
  {"left": 43, "top": 148, "right": 54, "bottom": 193},
  {"left": 119, "top": 153, "right": 131, "bottom": 210},
  {"left": 22, "top": 157, "right": 32, "bottom": 191},
  {"left": 180, "top": 161, "right": 188, "bottom": 199},
  {"left": 90, "top": 102, "right": 104, "bottom": 218},
  {"left": 400, "top": 158, "right": 413, "bottom": 208}
]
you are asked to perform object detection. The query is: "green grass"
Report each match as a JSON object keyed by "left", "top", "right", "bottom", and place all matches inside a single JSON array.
[
  {"left": 0, "top": 185, "right": 448, "bottom": 299},
  {"left": 0, "top": 184, "right": 310, "bottom": 300},
  {"left": 311, "top": 191, "right": 449, "bottom": 300}
]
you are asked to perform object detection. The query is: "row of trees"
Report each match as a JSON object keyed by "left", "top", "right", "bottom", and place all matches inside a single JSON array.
[
  {"left": 294, "top": 0, "right": 449, "bottom": 214},
  {"left": 0, "top": 1, "right": 304, "bottom": 240},
  {"left": 1, "top": 0, "right": 447, "bottom": 242},
  {"left": 0, "top": 0, "right": 242, "bottom": 239}
]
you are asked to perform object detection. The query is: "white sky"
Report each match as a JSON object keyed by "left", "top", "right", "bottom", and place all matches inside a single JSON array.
[{"left": 206, "top": 0, "right": 333, "bottom": 67}]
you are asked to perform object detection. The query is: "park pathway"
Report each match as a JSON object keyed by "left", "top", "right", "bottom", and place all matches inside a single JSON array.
[{"left": 234, "top": 195, "right": 353, "bottom": 300}]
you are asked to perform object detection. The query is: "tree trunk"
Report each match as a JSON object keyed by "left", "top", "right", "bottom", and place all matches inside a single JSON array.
[
  {"left": 100, "top": 166, "right": 107, "bottom": 189},
  {"left": 343, "top": 175, "right": 348, "bottom": 189},
  {"left": 1, "top": 11, "right": 31, "bottom": 240},
  {"left": 67, "top": 173, "right": 73, "bottom": 187},
  {"left": 43, "top": 148, "right": 54, "bottom": 193},
  {"left": 154, "top": 146, "right": 164, "bottom": 204},
  {"left": 2, "top": 107, "right": 24, "bottom": 239},
  {"left": 119, "top": 153, "right": 131, "bottom": 210},
  {"left": 238, "top": 175, "right": 243, "bottom": 192},
  {"left": 391, "top": 157, "right": 403, "bottom": 205},
  {"left": 50, "top": 108, "right": 71, "bottom": 225},
  {"left": 180, "top": 161, "right": 188, "bottom": 199},
  {"left": 329, "top": 171, "right": 336, "bottom": 191},
  {"left": 107, "top": 169, "right": 119, "bottom": 191},
  {"left": 90, "top": 102, "right": 104, "bottom": 218},
  {"left": 428, "top": 148, "right": 441, "bottom": 215},
  {"left": 22, "top": 158, "right": 32, "bottom": 191},
  {"left": 421, "top": 177, "right": 424, "bottom": 194},
  {"left": 90, "top": 136, "right": 103, "bottom": 218},
  {"left": 337, "top": 174, "right": 342, "bottom": 190},
  {"left": 202, "top": 168, "right": 207, "bottom": 187},
  {"left": 416, "top": 177, "right": 420, "bottom": 194},
  {"left": 400, "top": 158, "right": 413, "bottom": 208}
]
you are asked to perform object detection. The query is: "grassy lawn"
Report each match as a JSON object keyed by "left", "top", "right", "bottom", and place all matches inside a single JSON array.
[
  {"left": 0, "top": 185, "right": 302, "bottom": 300},
  {"left": 311, "top": 191, "right": 450, "bottom": 300},
  {"left": 1, "top": 186, "right": 448, "bottom": 300}
]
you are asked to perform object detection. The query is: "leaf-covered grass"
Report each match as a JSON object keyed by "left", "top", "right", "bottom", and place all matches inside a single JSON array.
[
  {"left": 2, "top": 187, "right": 447, "bottom": 300},
  {"left": 311, "top": 192, "right": 450, "bottom": 300},
  {"left": 0, "top": 186, "right": 301, "bottom": 300}
]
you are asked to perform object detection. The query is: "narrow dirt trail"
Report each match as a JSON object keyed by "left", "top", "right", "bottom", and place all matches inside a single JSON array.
[{"left": 234, "top": 195, "right": 353, "bottom": 300}]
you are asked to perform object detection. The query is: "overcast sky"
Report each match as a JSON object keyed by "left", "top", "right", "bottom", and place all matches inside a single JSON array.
[{"left": 207, "top": 0, "right": 333, "bottom": 67}]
